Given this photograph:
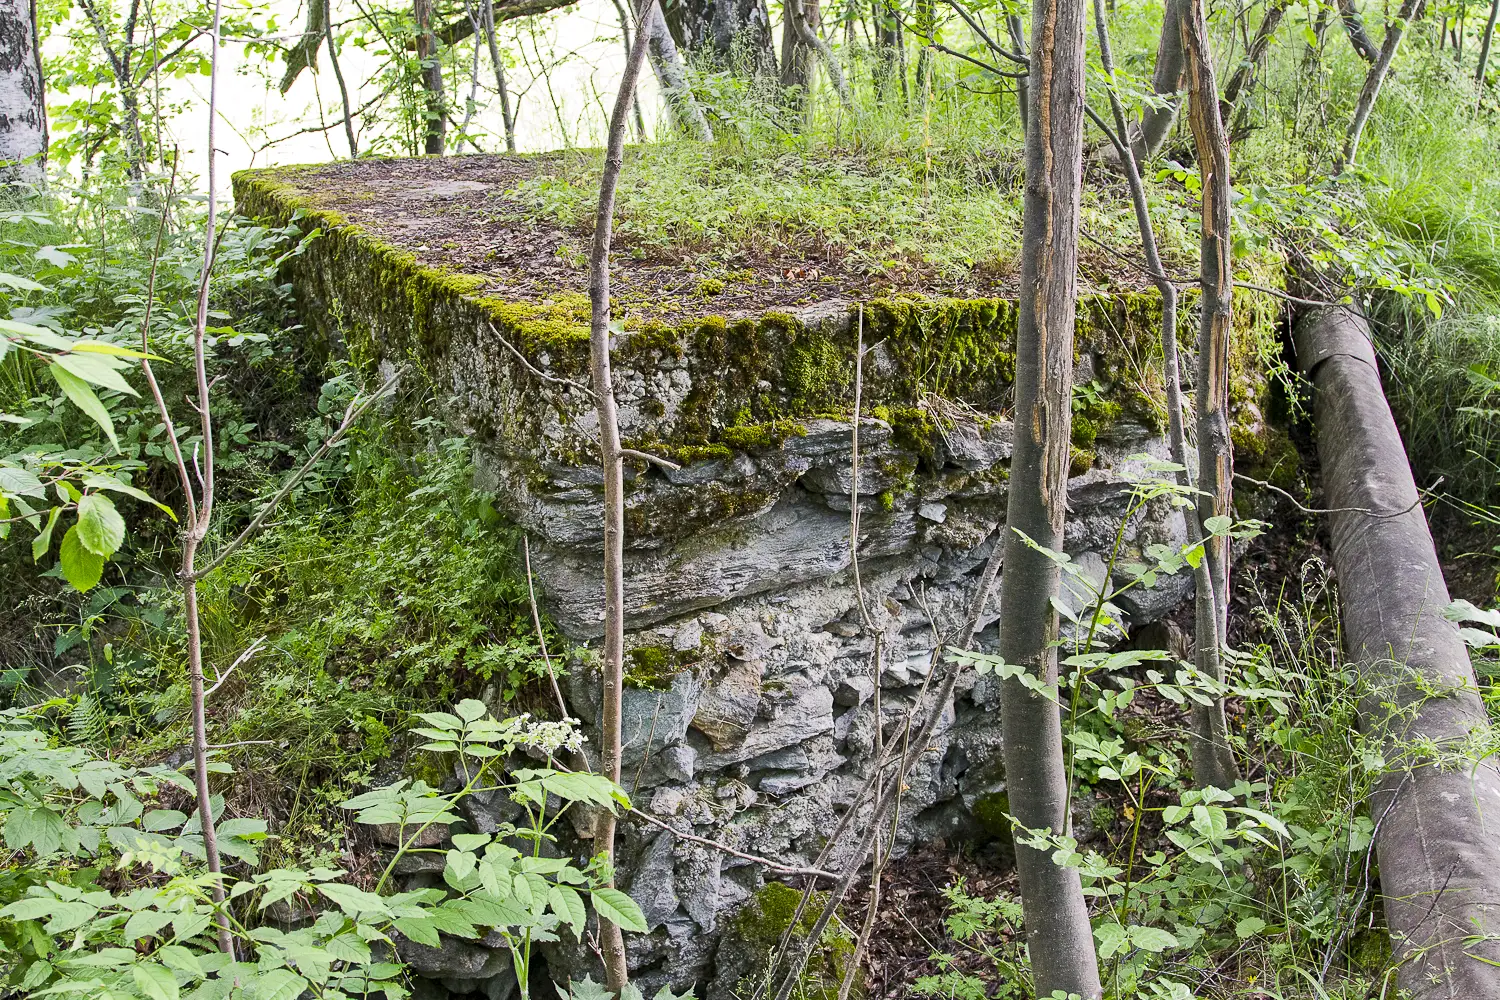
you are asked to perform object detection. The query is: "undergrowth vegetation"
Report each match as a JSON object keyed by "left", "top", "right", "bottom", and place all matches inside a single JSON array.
[{"left": 3, "top": 0, "right": 1500, "bottom": 997}]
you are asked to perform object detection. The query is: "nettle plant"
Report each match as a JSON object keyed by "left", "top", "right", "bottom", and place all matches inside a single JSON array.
[{"left": 0, "top": 700, "right": 656, "bottom": 1000}]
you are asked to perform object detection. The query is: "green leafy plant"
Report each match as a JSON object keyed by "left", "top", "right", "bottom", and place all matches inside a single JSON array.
[{"left": 0, "top": 699, "right": 648, "bottom": 999}]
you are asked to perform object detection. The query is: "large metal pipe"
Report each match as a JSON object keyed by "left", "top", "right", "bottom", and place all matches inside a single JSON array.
[{"left": 1296, "top": 307, "right": 1500, "bottom": 997}]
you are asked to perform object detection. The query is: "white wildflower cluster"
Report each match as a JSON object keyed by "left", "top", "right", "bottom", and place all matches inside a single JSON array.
[{"left": 511, "top": 713, "right": 587, "bottom": 756}]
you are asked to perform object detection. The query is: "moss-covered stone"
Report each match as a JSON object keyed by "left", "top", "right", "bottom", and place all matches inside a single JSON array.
[
  {"left": 728, "top": 882, "right": 859, "bottom": 1000},
  {"left": 972, "top": 790, "right": 1013, "bottom": 844}
]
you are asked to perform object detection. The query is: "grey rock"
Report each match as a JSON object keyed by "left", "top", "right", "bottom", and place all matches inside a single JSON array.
[
  {"left": 834, "top": 674, "right": 874, "bottom": 707},
  {"left": 621, "top": 669, "right": 702, "bottom": 770},
  {"left": 626, "top": 831, "right": 681, "bottom": 933},
  {"left": 918, "top": 502, "right": 948, "bottom": 523},
  {"left": 691, "top": 657, "right": 763, "bottom": 751},
  {"left": 700, "top": 683, "right": 835, "bottom": 769}
]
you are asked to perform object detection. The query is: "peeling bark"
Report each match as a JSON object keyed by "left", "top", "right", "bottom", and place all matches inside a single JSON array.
[
  {"left": 992, "top": 0, "right": 1102, "bottom": 989},
  {"left": 1180, "top": 0, "right": 1240, "bottom": 790}
]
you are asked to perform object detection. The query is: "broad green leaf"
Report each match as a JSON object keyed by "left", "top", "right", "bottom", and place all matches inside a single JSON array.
[
  {"left": 82, "top": 473, "right": 176, "bottom": 519},
  {"left": 53, "top": 353, "right": 138, "bottom": 398},
  {"left": 591, "top": 887, "right": 648, "bottom": 933},
  {"left": 69, "top": 340, "right": 163, "bottom": 360},
  {"left": 549, "top": 885, "right": 586, "bottom": 933},
  {"left": 455, "top": 699, "right": 488, "bottom": 723},
  {"left": 0, "top": 466, "right": 46, "bottom": 499},
  {"left": 249, "top": 968, "right": 306, "bottom": 1000},
  {"left": 123, "top": 909, "right": 176, "bottom": 942},
  {"left": 49, "top": 366, "right": 119, "bottom": 452},
  {"left": 0, "top": 317, "right": 67, "bottom": 346},
  {"left": 133, "top": 962, "right": 180, "bottom": 1000},
  {"left": 451, "top": 833, "right": 490, "bottom": 852},
  {"left": 446, "top": 849, "right": 477, "bottom": 883},
  {"left": 0, "top": 271, "right": 47, "bottom": 291},
  {"left": 59, "top": 526, "right": 106, "bottom": 592},
  {"left": 1128, "top": 925, "right": 1179, "bottom": 953},
  {"left": 1093, "top": 921, "right": 1128, "bottom": 959},
  {"left": 1235, "top": 915, "right": 1268, "bottom": 939},
  {"left": 76, "top": 493, "right": 126, "bottom": 557}
]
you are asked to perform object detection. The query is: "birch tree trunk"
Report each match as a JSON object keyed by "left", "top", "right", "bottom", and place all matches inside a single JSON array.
[
  {"left": 992, "top": 0, "right": 1102, "bottom": 989},
  {"left": 0, "top": 0, "right": 46, "bottom": 186},
  {"left": 1181, "top": 0, "right": 1241, "bottom": 790},
  {"left": 642, "top": 0, "right": 715, "bottom": 141},
  {"left": 779, "top": 0, "right": 820, "bottom": 106}
]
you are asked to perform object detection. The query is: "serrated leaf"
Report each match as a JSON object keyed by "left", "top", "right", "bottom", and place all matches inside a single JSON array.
[
  {"left": 1128, "top": 925, "right": 1179, "bottom": 953},
  {"left": 549, "top": 885, "right": 586, "bottom": 933},
  {"left": 76, "top": 493, "right": 125, "bottom": 556},
  {"left": 455, "top": 699, "right": 488, "bottom": 722},
  {"left": 1235, "top": 915, "right": 1267, "bottom": 939},
  {"left": 58, "top": 525, "right": 106, "bottom": 592},
  {"left": 123, "top": 909, "right": 176, "bottom": 942},
  {"left": 30, "top": 509, "right": 60, "bottom": 563},
  {"left": 0, "top": 466, "right": 46, "bottom": 499},
  {"left": 133, "top": 962, "right": 180, "bottom": 1000},
  {"left": 568, "top": 975, "right": 614, "bottom": 1000},
  {"left": 591, "top": 887, "right": 648, "bottom": 933}
]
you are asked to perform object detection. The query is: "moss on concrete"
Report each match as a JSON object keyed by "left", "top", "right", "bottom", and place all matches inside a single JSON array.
[{"left": 232, "top": 166, "right": 1285, "bottom": 484}]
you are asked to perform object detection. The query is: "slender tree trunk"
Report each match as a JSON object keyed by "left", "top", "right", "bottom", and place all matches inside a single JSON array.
[
  {"left": 588, "top": 0, "right": 657, "bottom": 992},
  {"left": 189, "top": 0, "right": 233, "bottom": 955},
  {"left": 1088, "top": 0, "right": 1233, "bottom": 803},
  {"left": 993, "top": 0, "right": 1102, "bottom": 990},
  {"left": 871, "top": 0, "right": 902, "bottom": 103},
  {"left": 0, "top": 0, "right": 47, "bottom": 186},
  {"left": 1343, "top": 0, "right": 1423, "bottom": 167},
  {"left": 1337, "top": 0, "right": 1380, "bottom": 61},
  {"left": 414, "top": 0, "right": 446, "bottom": 154},
  {"left": 279, "top": 0, "right": 328, "bottom": 93},
  {"left": 324, "top": 6, "right": 359, "bottom": 156},
  {"left": 641, "top": 0, "right": 715, "bottom": 140},
  {"left": 1474, "top": 0, "right": 1498, "bottom": 83},
  {"left": 1179, "top": 0, "right": 1240, "bottom": 789},
  {"left": 479, "top": 0, "right": 517, "bottom": 151},
  {"left": 1222, "top": 0, "right": 1288, "bottom": 109},
  {"left": 1006, "top": 13, "right": 1029, "bottom": 134},
  {"left": 786, "top": 0, "right": 854, "bottom": 111},
  {"left": 1131, "top": 0, "right": 1189, "bottom": 161},
  {"left": 609, "top": 0, "right": 647, "bottom": 141}
]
